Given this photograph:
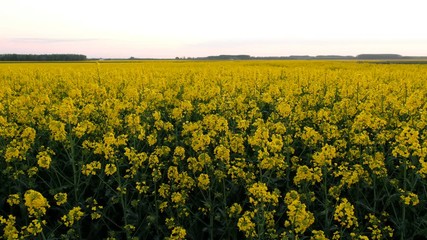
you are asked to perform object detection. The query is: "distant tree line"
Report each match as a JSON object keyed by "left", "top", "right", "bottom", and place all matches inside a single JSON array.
[
  {"left": 356, "top": 54, "right": 402, "bottom": 59},
  {"left": 194, "top": 54, "right": 407, "bottom": 60},
  {"left": 205, "top": 55, "right": 252, "bottom": 60},
  {"left": 0, "top": 54, "right": 87, "bottom": 61}
]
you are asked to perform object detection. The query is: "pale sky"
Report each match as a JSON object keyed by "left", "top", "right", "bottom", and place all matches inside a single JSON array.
[{"left": 1, "top": 0, "right": 426, "bottom": 58}]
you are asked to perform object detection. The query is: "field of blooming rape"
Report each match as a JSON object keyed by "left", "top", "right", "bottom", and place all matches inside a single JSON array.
[{"left": 1, "top": 60, "right": 427, "bottom": 239}]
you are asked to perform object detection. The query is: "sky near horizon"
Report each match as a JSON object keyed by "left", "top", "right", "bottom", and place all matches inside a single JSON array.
[{"left": 1, "top": 0, "right": 426, "bottom": 58}]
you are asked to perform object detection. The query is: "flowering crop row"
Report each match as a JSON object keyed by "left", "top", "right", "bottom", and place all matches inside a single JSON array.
[{"left": 1, "top": 60, "right": 427, "bottom": 239}]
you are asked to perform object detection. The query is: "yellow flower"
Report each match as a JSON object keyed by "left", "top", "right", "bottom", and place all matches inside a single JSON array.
[
  {"left": 81, "top": 161, "right": 102, "bottom": 176},
  {"left": 334, "top": 198, "right": 358, "bottom": 228},
  {"left": 61, "top": 206, "right": 84, "bottom": 227},
  {"left": 284, "top": 190, "right": 314, "bottom": 234},
  {"left": 400, "top": 191, "right": 419, "bottom": 206},
  {"left": 173, "top": 146, "right": 186, "bottom": 159},
  {"left": 191, "top": 132, "right": 211, "bottom": 152},
  {"left": 147, "top": 133, "right": 157, "bottom": 146},
  {"left": 228, "top": 203, "right": 243, "bottom": 218},
  {"left": 105, "top": 163, "right": 117, "bottom": 176},
  {"left": 86, "top": 198, "right": 103, "bottom": 220},
  {"left": 171, "top": 192, "right": 186, "bottom": 206},
  {"left": 248, "top": 182, "right": 279, "bottom": 207},
  {"left": 197, "top": 173, "right": 210, "bottom": 190},
  {"left": 136, "top": 181, "right": 150, "bottom": 194},
  {"left": 20, "top": 127, "right": 36, "bottom": 146},
  {"left": 237, "top": 211, "right": 257, "bottom": 238},
  {"left": 158, "top": 183, "right": 170, "bottom": 198},
  {"left": 300, "top": 126, "right": 322, "bottom": 147},
  {"left": 311, "top": 230, "right": 328, "bottom": 240},
  {"left": 214, "top": 145, "right": 230, "bottom": 162},
  {"left": 73, "top": 120, "right": 96, "bottom": 138},
  {"left": 276, "top": 101, "right": 292, "bottom": 118},
  {"left": 36, "top": 148, "right": 54, "bottom": 169},
  {"left": 54, "top": 193, "right": 68, "bottom": 206},
  {"left": 392, "top": 127, "right": 421, "bottom": 158},
  {"left": 167, "top": 226, "right": 186, "bottom": 240},
  {"left": 365, "top": 213, "right": 394, "bottom": 239},
  {"left": 7, "top": 194, "right": 20, "bottom": 206},
  {"left": 24, "top": 190, "right": 50, "bottom": 217},
  {"left": 312, "top": 144, "right": 336, "bottom": 167},
  {"left": 363, "top": 152, "right": 387, "bottom": 177},
  {"left": 124, "top": 224, "right": 136, "bottom": 233},
  {"left": 27, "top": 166, "right": 38, "bottom": 177},
  {"left": 21, "top": 219, "right": 46, "bottom": 237},
  {"left": 294, "top": 165, "right": 322, "bottom": 185},
  {"left": 1, "top": 215, "right": 19, "bottom": 239},
  {"left": 48, "top": 120, "right": 67, "bottom": 142}
]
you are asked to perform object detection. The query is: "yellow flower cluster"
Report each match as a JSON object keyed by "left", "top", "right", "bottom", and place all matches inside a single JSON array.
[
  {"left": 247, "top": 182, "right": 279, "bottom": 207},
  {"left": 81, "top": 161, "right": 102, "bottom": 176},
  {"left": 197, "top": 173, "right": 210, "bottom": 190},
  {"left": 365, "top": 213, "right": 394, "bottom": 239},
  {"left": 294, "top": 165, "right": 322, "bottom": 185},
  {"left": 36, "top": 148, "right": 54, "bottom": 169},
  {"left": 61, "top": 206, "right": 84, "bottom": 227},
  {"left": 334, "top": 198, "right": 358, "bottom": 229},
  {"left": 54, "top": 193, "right": 68, "bottom": 206},
  {"left": 400, "top": 190, "right": 419, "bottom": 206},
  {"left": 7, "top": 194, "right": 20, "bottom": 206},
  {"left": 284, "top": 190, "right": 314, "bottom": 234},
  {"left": 167, "top": 226, "right": 186, "bottom": 240},
  {"left": 24, "top": 190, "right": 50, "bottom": 217},
  {"left": 237, "top": 211, "right": 257, "bottom": 238},
  {"left": 0, "top": 215, "right": 19, "bottom": 239}
]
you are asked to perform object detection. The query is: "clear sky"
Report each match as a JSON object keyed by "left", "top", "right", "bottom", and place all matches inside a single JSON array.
[{"left": 1, "top": 0, "right": 426, "bottom": 58}]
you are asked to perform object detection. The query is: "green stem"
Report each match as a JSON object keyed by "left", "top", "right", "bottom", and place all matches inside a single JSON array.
[
  {"left": 115, "top": 170, "right": 130, "bottom": 238},
  {"left": 401, "top": 161, "right": 407, "bottom": 240},
  {"left": 208, "top": 185, "right": 214, "bottom": 240},
  {"left": 323, "top": 167, "right": 330, "bottom": 235},
  {"left": 65, "top": 132, "right": 79, "bottom": 204},
  {"left": 373, "top": 176, "right": 377, "bottom": 213}
]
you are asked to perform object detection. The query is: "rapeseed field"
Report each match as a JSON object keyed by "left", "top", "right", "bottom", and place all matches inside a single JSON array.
[{"left": 1, "top": 60, "right": 427, "bottom": 239}]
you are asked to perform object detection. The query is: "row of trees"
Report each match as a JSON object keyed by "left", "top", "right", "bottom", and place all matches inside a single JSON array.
[
  {"left": 0, "top": 54, "right": 87, "bottom": 61},
  {"left": 193, "top": 54, "right": 409, "bottom": 60}
]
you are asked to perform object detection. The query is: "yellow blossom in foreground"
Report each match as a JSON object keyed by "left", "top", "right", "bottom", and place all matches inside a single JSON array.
[
  {"left": 105, "top": 163, "right": 117, "bottom": 176},
  {"left": 81, "top": 161, "right": 102, "bottom": 176},
  {"left": 24, "top": 190, "right": 50, "bottom": 217},
  {"left": 136, "top": 181, "right": 150, "bottom": 194},
  {"left": 36, "top": 148, "right": 54, "bottom": 169},
  {"left": 27, "top": 167, "right": 38, "bottom": 177},
  {"left": 171, "top": 192, "right": 186, "bottom": 206},
  {"left": 248, "top": 182, "right": 279, "bottom": 207},
  {"left": 311, "top": 230, "right": 328, "bottom": 240},
  {"left": 365, "top": 213, "right": 394, "bottom": 239},
  {"left": 1, "top": 215, "right": 19, "bottom": 239},
  {"left": 197, "top": 173, "right": 210, "bottom": 190},
  {"left": 61, "top": 206, "right": 84, "bottom": 227},
  {"left": 21, "top": 219, "right": 46, "bottom": 237},
  {"left": 334, "top": 198, "right": 358, "bottom": 228},
  {"left": 228, "top": 203, "right": 243, "bottom": 218},
  {"left": 400, "top": 191, "right": 419, "bottom": 206},
  {"left": 284, "top": 190, "right": 314, "bottom": 234},
  {"left": 54, "top": 193, "right": 68, "bottom": 206},
  {"left": 237, "top": 211, "right": 257, "bottom": 238},
  {"left": 48, "top": 120, "right": 67, "bottom": 142},
  {"left": 167, "top": 226, "right": 187, "bottom": 240},
  {"left": 7, "top": 194, "right": 20, "bottom": 206},
  {"left": 294, "top": 165, "right": 322, "bottom": 185}
]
